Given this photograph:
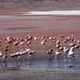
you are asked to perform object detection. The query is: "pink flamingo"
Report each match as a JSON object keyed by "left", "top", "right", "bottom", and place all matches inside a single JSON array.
[{"left": 47, "top": 48, "right": 54, "bottom": 59}]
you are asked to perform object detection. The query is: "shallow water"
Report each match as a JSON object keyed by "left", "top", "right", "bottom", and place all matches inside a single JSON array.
[
  {"left": 0, "top": 52, "right": 80, "bottom": 71},
  {"left": 0, "top": 15, "right": 49, "bottom": 20},
  {"left": 0, "top": 15, "right": 80, "bottom": 32},
  {"left": 0, "top": 26, "right": 77, "bottom": 33},
  {"left": 20, "top": 55, "right": 80, "bottom": 71}
]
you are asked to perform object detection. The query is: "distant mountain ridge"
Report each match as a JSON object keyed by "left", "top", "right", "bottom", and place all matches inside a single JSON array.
[{"left": 0, "top": 0, "right": 80, "bottom": 10}]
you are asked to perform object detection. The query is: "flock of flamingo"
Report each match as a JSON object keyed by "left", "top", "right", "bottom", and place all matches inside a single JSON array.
[{"left": 0, "top": 34, "right": 80, "bottom": 68}]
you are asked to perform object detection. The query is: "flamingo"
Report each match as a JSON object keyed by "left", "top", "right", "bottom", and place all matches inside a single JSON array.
[
  {"left": 24, "top": 38, "right": 28, "bottom": 42},
  {"left": 47, "top": 48, "right": 54, "bottom": 59},
  {"left": 67, "top": 46, "right": 76, "bottom": 67},
  {"left": 77, "top": 40, "right": 80, "bottom": 44},
  {"left": 34, "top": 36, "right": 37, "bottom": 43},
  {"left": 34, "top": 37, "right": 37, "bottom": 41},
  {"left": 40, "top": 39, "right": 46, "bottom": 51},
  {"left": 63, "top": 47, "right": 69, "bottom": 58},
  {"left": 60, "top": 35, "right": 65, "bottom": 38},
  {"left": 56, "top": 40, "right": 60, "bottom": 45},
  {"left": 5, "top": 37, "right": 13, "bottom": 43},
  {"left": 27, "top": 35, "right": 33, "bottom": 41},
  {"left": 9, "top": 51, "right": 22, "bottom": 69},
  {"left": 75, "top": 44, "right": 80, "bottom": 50},
  {"left": 59, "top": 47, "right": 63, "bottom": 51},
  {"left": 9, "top": 49, "right": 31, "bottom": 61},
  {"left": 67, "top": 36, "right": 71, "bottom": 41},
  {"left": 72, "top": 38, "right": 76, "bottom": 42},
  {"left": 10, "top": 51, "right": 22, "bottom": 62},
  {"left": 20, "top": 38, "right": 24, "bottom": 42},
  {"left": 13, "top": 41, "right": 19, "bottom": 46},
  {"left": 56, "top": 44, "right": 60, "bottom": 49},
  {"left": 63, "top": 39, "right": 68, "bottom": 43},
  {"left": 41, "top": 35, "right": 45, "bottom": 40},
  {"left": 49, "top": 37, "right": 54, "bottom": 40},
  {"left": 0, "top": 51, "right": 2, "bottom": 55},
  {"left": 0, "top": 51, "right": 8, "bottom": 67},
  {"left": 69, "top": 43, "right": 75, "bottom": 47},
  {"left": 53, "top": 39, "right": 56, "bottom": 42},
  {"left": 63, "top": 47, "right": 69, "bottom": 55},
  {"left": 41, "top": 41, "right": 45, "bottom": 45},
  {"left": 21, "top": 48, "right": 35, "bottom": 60},
  {"left": 68, "top": 47, "right": 75, "bottom": 60},
  {"left": 71, "top": 35, "right": 74, "bottom": 38},
  {"left": 15, "top": 37, "right": 19, "bottom": 42},
  {"left": 19, "top": 48, "right": 31, "bottom": 56},
  {"left": 27, "top": 50, "right": 36, "bottom": 60},
  {"left": 55, "top": 50, "right": 61, "bottom": 59},
  {"left": 27, "top": 41, "right": 31, "bottom": 45},
  {"left": 19, "top": 41, "right": 24, "bottom": 45}
]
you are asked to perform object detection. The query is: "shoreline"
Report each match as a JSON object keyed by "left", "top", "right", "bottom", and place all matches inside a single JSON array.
[{"left": 0, "top": 67, "right": 80, "bottom": 72}]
